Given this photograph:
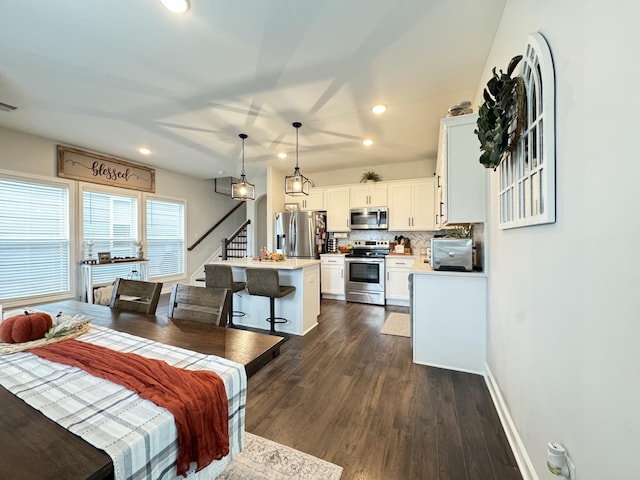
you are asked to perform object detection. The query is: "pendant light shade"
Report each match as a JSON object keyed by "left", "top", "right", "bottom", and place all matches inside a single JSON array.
[
  {"left": 285, "top": 122, "right": 310, "bottom": 196},
  {"left": 231, "top": 133, "right": 255, "bottom": 201}
]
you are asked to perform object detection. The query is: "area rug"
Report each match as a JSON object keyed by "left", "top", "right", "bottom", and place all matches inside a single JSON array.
[
  {"left": 380, "top": 312, "right": 410, "bottom": 337},
  {"left": 218, "top": 432, "right": 343, "bottom": 480}
]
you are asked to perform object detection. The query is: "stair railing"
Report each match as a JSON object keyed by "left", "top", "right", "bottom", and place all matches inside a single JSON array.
[
  {"left": 187, "top": 202, "right": 244, "bottom": 252},
  {"left": 221, "top": 220, "right": 251, "bottom": 260}
]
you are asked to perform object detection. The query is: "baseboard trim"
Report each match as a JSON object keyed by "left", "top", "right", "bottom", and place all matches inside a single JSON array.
[{"left": 484, "top": 364, "right": 538, "bottom": 480}]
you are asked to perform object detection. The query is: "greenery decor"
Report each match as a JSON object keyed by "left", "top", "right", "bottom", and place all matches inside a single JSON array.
[
  {"left": 448, "top": 224, "right": 473, "bottom": 239},
  {"left": 475, "top": 55, "right": 525, "bottom": 169},
  {"left": 360, "top": 170, "right": 381, "bottom": 183}
]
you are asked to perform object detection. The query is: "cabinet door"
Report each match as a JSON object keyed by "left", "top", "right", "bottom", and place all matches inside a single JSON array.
[
  {"left": 368, "top": 184, "right": 387, "bottom": 207},
  {"left": 300, "top": 188, "right": 325, "bottom": 211},
  {"left": 349, "top": 185, "right": 370, "bottom": 208},
  {"left": 435, "top": 125, "right": 447, "bottom": 228},
  {"left": 386, "top": 268, "right": 410, "bottom": 300},
  {"left": 388, "top": 183, "right": 412, "bottom": 231},
  {"left": 411, "top": 179, "right": 436, "bottom": 230},
  {"left": 445, "top": 116, "right": 485, "bottom": 223},
  {"left": 438, "top": 114, "right": 486, "bottom": 224},
  {"left": 326, "top": 187, "right": 350, "bottom": 232},
  {"left": 321, "top": 264, "right": 344, "bottom": 295}
]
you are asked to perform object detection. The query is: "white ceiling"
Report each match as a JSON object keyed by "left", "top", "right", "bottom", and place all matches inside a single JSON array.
[{"left": 0, "top": 0, "right": 505, "bottom": 180}]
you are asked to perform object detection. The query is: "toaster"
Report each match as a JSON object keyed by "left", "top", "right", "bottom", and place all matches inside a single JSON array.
[{"left": 430, "top": 238, "right": 473, "bottom": 271}]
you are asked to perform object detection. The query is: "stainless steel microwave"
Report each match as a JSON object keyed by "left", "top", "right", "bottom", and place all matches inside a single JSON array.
[{"left": 349, "top": 207, "right": 388, "bottom": 230}]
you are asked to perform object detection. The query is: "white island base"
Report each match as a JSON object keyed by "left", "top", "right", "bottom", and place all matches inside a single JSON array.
[{"left": 212, "top": 258, "right": 321, "bottom": 336}]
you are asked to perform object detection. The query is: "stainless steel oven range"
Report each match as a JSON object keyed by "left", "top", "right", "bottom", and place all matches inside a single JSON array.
[{"left": 344, "top": 240, "right": 390, "bottom": 305}]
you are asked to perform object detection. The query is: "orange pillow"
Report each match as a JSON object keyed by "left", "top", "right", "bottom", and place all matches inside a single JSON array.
[{"left": 0, "top": 312, "right": 53, "bottom": 343}]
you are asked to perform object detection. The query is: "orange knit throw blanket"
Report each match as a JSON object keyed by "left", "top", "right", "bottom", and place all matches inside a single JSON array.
[{"left": 30, "top": 339, "right": 229, "bottom": 477}]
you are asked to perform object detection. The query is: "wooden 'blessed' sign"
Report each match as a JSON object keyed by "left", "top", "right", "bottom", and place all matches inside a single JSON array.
[{"left": 57, "top": 146, "right": 155, "bottom": 193}]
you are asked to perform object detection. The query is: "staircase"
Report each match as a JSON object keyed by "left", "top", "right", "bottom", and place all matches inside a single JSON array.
[
  {"left": 194, "top": 220, "right": 251, "bottom": 284},
  {"left": 221, "top": 220, "right": 250, "bottom": 259}
]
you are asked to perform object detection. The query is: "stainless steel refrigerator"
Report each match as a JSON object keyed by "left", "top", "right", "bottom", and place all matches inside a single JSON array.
[{"left": 274, "top": 210, "right": 327, "bottom": 259}]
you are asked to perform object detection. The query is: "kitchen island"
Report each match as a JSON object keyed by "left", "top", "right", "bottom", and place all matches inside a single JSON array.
[
  {"left": 210, "top": 258, "right": 321, "bottom": 335},
  {"left": 410, "top": 259, "right": 487, "bottom": 374}
]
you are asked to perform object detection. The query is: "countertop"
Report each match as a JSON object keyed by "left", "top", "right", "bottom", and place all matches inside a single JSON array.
[
  {"left": 214, "top": 258, "right": 320, "bottom": 270},
  {"left": 411, "top": 258, "right": 486, "bottom": 277}
]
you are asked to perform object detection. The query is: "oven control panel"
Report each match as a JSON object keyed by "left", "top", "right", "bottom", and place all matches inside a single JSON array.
[{"left": 352, "top": 240, "right": 390, "bottom": 249}]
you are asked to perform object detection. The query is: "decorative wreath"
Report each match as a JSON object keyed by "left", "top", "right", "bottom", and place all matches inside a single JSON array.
[{"left": 475, "top": 55, "right": 526, "bottom": 169}]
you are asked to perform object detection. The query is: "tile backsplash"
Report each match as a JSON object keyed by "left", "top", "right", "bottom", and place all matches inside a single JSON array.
[{"left": 331, "top": 223, "right": 484, "bottom": 266}]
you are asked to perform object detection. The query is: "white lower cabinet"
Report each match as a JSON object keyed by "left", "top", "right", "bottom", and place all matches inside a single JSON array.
[
  {"left": 320, "top": 254, "right": 345, "bottom": 299},
  {"left": 412, "top": 272, "right": 486, "bottom": 374},
  {"left": 385, "top": 256, "right": 416, "bottom": 306}
]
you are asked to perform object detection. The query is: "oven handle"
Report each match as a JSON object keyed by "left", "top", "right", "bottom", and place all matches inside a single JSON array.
[{"left": 345, "top": 257, "right": 385, "bottom": 264}]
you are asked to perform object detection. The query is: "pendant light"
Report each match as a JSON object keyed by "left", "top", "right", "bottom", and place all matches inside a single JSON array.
[
  {"left": 284, "top": 122, "right": 310, "bottom": 196},
  {"left": 231, "top": 133, "right": 255, "bottom": 201}
]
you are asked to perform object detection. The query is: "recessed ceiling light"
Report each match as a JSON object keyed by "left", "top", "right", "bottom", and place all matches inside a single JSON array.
[
  {"left": 218, "top": 170, "right": 226, "bottom": 175},
  {"left": 362, "top": 138, "right": 374, "bottom": 147},
  {"left": 160, "top": 0, "right": 190, "bottom": 14},
  {"left": 370, "top": 104, "right": 387, "bottom": 115},
  {"left": 138, "top": 147, "right": 151, "bottom": 155},
  {"left": 277, "top": 152, "right": 287, "bottom": 159}
]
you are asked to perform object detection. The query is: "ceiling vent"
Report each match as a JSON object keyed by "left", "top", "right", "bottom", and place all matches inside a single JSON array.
[{"left": 0, "top": 102, "right": 17, "bottom": 112}]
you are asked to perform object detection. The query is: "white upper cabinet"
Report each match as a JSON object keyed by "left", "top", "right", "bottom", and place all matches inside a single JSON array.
[
  {"left": 325, "top": 187, "right": 350, "bottom": 232},
  {"left": 349, "top": 184, "right": 387, "bottom": 208},
  {"left": 295, "top": 188, "right": 325, "bottom": 211},
  {"left": 436, "top": 114, "right": 486, "bottom": 226},
  {"left": 388, "top": 179, "right": 435, "bottom": 231}
]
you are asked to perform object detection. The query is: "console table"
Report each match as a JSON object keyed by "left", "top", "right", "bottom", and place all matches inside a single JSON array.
[{"left": 81, "top": 260, "right": 149, "bottom": 304}]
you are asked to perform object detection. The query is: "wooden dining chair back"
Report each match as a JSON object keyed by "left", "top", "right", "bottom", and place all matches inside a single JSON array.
[
  {"left": 109, "top": 278, "right": 163, "bottom": 314},
  {"left": 167, "top": 284, "right": 231, "bottom": 327}
]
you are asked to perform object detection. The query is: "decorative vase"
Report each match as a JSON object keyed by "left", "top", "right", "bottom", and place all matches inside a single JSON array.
[{"left": 137, "top": 247, "right": 143, "bottom": 259}]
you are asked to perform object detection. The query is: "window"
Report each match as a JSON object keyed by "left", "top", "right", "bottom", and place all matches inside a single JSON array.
[
  {"left": 499, "top": 32, "right": 556, "bottom": 229},
  {"left": 0, "top": 175, "right": 70, "bottom": 303},
  {"left": 146, "top": 198, "right": 185, "bottom": 278},
  {"left": 82, "top": 188, "right": 139, "bottom": 284}
]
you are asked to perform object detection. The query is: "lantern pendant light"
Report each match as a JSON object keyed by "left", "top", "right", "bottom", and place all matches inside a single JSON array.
[
  {"left": 284, "top": 121, "right": 310, "bottom": 196},
  {"left": 231, "top": 133, "right": 255, "bottom": 201}
]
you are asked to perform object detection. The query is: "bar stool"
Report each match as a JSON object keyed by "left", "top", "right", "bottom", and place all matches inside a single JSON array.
[
  {"left": 204, "top": 264, "right": 246, "bottom": 326},
  {"left": 245, "top": 268, "right": 295, "bottom": 333}
]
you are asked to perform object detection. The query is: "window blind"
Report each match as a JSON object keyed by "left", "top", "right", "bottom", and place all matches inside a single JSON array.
[
  {"left": 82, "top": 190, "right": 138, "bottom": 285},
  {"left": 0, "top": 177, "right": 70, "bottom": 302},
  {"left": 146, "top": 198, "right": 185, "bottom": 278}
]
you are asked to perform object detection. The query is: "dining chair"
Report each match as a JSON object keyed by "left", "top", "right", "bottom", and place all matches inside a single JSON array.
[
  {"left": 167, "top": 284, "right": 231, "bottom": 327},
  {"left": 109, "top": 278, "right": 163, "bottom": 314}
]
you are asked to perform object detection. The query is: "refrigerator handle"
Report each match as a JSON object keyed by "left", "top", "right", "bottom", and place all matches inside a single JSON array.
[{"left": 289, "top": 214, "right": 296, "bottom": 253}]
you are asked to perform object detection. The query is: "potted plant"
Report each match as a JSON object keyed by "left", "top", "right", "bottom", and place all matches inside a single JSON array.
[
  {"left": 360, "top": 170, "right": 381, "bottom": 183},
  {"left": 475, "top": 55, "right": 525, "bottom": 170}
]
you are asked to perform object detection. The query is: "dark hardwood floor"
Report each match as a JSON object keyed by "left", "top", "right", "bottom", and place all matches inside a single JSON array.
[
  {"left": 248, "top": 300, "right": 519, "bottom": 480},
  {"left": 158, "top": 296, "right": 521, "bottom": 480}
]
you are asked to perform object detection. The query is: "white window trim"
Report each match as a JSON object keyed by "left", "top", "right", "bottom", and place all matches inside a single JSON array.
[
  {"left": 0, "top": 169, "right": 77, "bottom": 307},
  {"left": 499, "top": 32, "right": 556, "bottom": 229}
]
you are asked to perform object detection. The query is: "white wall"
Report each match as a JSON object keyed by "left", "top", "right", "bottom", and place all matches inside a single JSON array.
[
  {"left": 478, "top": 1, "right": 640, "bottom": 479},
  {"left": 0, "top": 126, "right": 249, "bottom": 296},
  {"left": 308, "top": 158, "right": 434, "bottom": 186}
]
